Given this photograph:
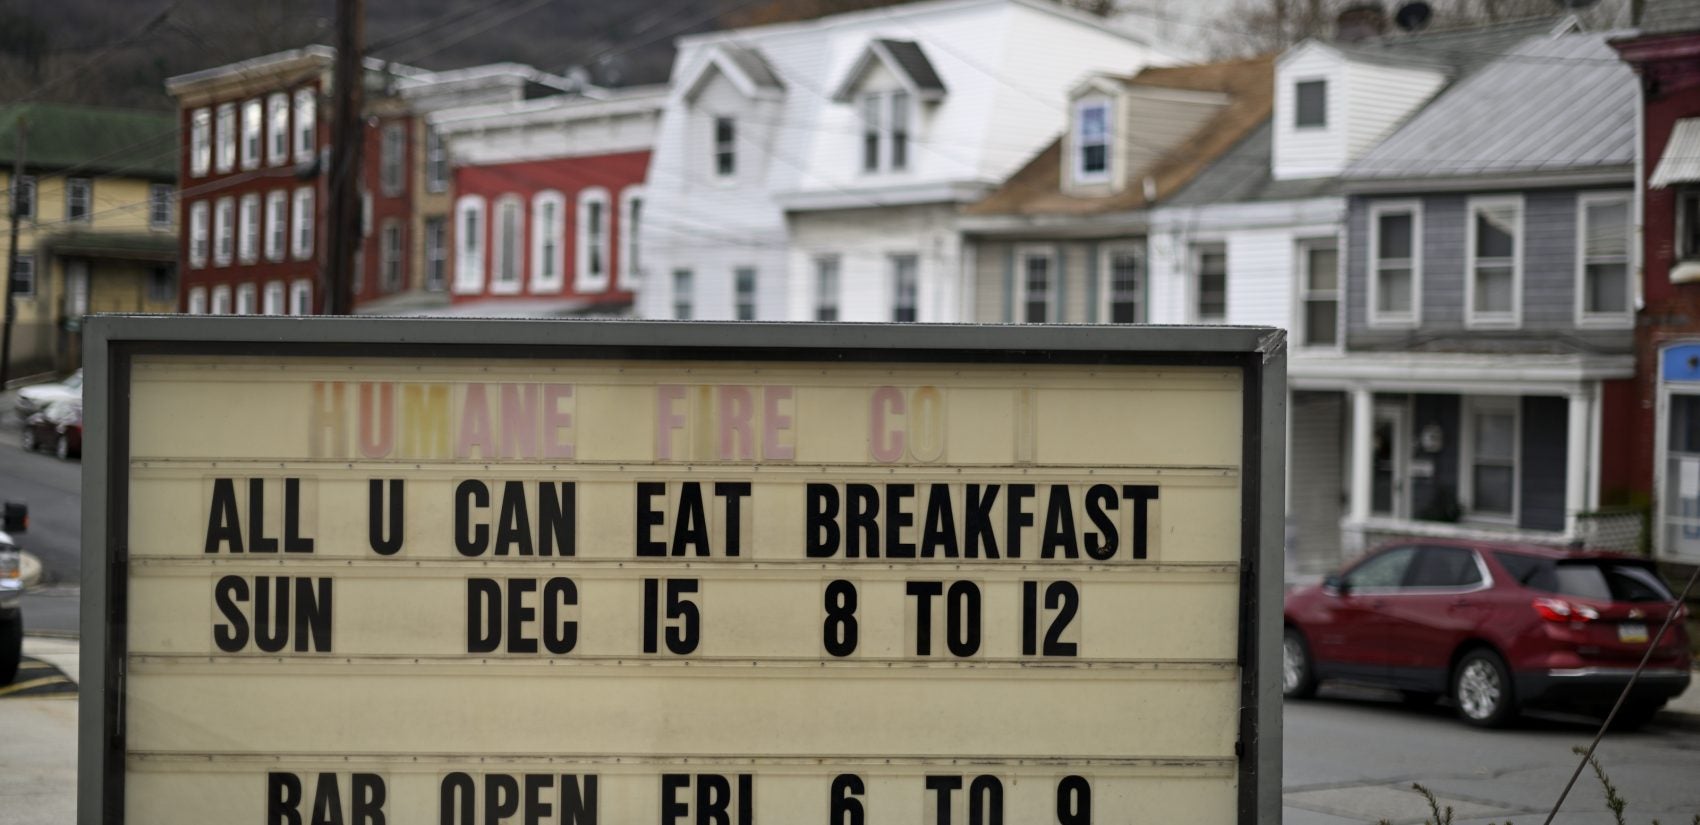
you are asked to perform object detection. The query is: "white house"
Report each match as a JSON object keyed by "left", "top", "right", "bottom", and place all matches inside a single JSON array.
[{"left": 635, "top": 0, "right": 1179, "bottom": 323}]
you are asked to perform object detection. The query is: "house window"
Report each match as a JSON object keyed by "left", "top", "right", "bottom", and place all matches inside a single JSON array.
[
  {"left": 380, "top": 122, "right": 405, "bottom": 197},
  {"left": 1019, "top": 248, "right": 1054, "bottom": 324},
  {"left": 267, "top": 93, "right": 289, "bottom": 166},
  {"left": 493, "top": 196, "right": 523, "bottom": 292},
  {"left": 1075, "top": 99, "right": 1109, "bottom": 182},
  {"left": 213, "top": 197, "right": 235, "bottom": 266},
  {"left": 1101, "top": 244, "right": 1142, "bottom": 321},
  {"left": 189, "top": 201, "right": 209, "bottom": 268},
  {"left": 263, "top": 281, "right": 285, "bottom": 315},
  {"left": 1298, "top": 239, "right": 1339, "bottom": 347},
  {"left": 381, "top": 221, "right": 404, "bottom": 292},
  {"left": 734, "top": 267, "right": 758, "bottom": 320},
  {"left": 426, "top": 128, "right": 448, "bottom": 193},
  {"left": 293, "top": 88, "right": 316, "bottom": 163},
  {"left": 1464, "top": 397, "right": 1518, "bottom": 520},
  {"left": 290, "top": 279, "right": 313, "bottom": 315},
  {"left": 862, "top": 94, "right": 881, "bottom": 173},
  {"left": 1193, "top": 243, "right": 1227, "bottom": 323},
  {"left": 577, "top": 187, "right": 610, "bottom": 291},
  {"left": 361, "top": 190, "right": 372, "bottom": 237},
  {"left": 532, "top": 191, "right": 564, "bottom": 292},
  {"left": 238, "top": 194, "right": 260, "bottom": 264},
  {"left": 620, "top": 187, "right": 644, "bottom": 287},
  {"left": 265, "top": 190, "right": 287, "bottom": 262},
  {"left": 146, "top": 267, "right": 175, "bottom": 302},
  {"left": 890, "top": 91, "right": 910, "bottom": 171},
  {"left": 240, "top": 98, "right": 262, "bottom": 170},
  {"left": 1579, "top": 193, "right": 1631, "bottom": 321},
  {"left": 815, "top": 255, "right": 840, "bottom": 321},
  {"left": 10, "top": 174, "right": 34, "bottom": 220},
  {"left": 861, "top": 92, "right": 914, "bottom": 173},
  {"left": 424, "top": 217, "right": 447, "bottom": 291},
  {"left": 236, "top": 283, "right": 257, "bottom": 315},
  {"left": 1467, "top": 196, "right": 1521, "bottom": 325},
  {"left": 713, "top": 117, "right": 736, "bottom": 177},
  {"left": 190, "top": 108, "right": 211, "bottom": 177},
  {"left": 1294, "top": 80, "right": 1327, "bottom": 128},
  {"left": 66, "top": 178, "right": 91, "bottom": 222},
  {"left": 891, "top": 254, "right": 918, "bottom": 322},
  {"left": 1370, "top": 202, "right": 1420, "bottom": 324},
  {"left": 455, "top": 195, "right": 486, "bottom": 293},
  {"left": 149, "top": 184, "right": 172, "bottom": 229},
  {"left": 1681, "top": 188, "right": 1700, "bottom": 262},
  {"left": 291, "top": 187, "right": 314, "bottom": 260},
  {"left": 215, "top": 103, "right": 237, "bottom": 173},
  {"left": 211, "top": 285, "right": 232, "bottom": 315},
  {"left": 187, "top": 286, "right": 207, "bottom": 315},
  {"left": 8, "top": 254, "right": 32, "bottom": 297},
  {"left": 672, "top": 268, "right": 693, "bottom": 320}
]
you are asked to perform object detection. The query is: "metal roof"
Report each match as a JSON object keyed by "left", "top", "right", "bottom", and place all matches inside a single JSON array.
[
  {"left": 877, "top": 39, "right": 947, "bottom": 95},
  {"left": 1650, "top": 118, "right": 1700, "bottom": 189},
  {"left": 1326, "top": 15, "right": 1574, "bottom": 75},
  {"left": 1345, "top": 32, "right": 1637, "bottom": 183},
  {"left": 0, "top": 103, "right": 178, "bottom": 180},
  {"left": 1164, "top": 121, "right": 1342, "bottom": 206}
]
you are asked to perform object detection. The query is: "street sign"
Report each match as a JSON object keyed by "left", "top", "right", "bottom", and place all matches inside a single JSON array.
[{"left": 81, "top": 317, "right": 1284, "bottom": 825}]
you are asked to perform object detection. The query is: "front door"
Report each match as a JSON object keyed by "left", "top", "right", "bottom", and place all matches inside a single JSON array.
[{"left": 1371, "top": 405, "right": 1408, "bottom": 519}]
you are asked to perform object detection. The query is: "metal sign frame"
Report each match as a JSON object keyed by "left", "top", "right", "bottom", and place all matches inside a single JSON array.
[{"left": 79, "top": 315, "right": 1286, "bottom": 824}]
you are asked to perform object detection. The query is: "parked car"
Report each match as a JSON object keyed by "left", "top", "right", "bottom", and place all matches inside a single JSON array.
[
  {"left": 0, "top": 502, "right": 27, "bottom": 686},
  {"left": 14, "top": 369, "right": 82, "bottom": 421},
  {"left": 21, "top": 400, "right": 82, "bottom": 460},
  {"left": 1283, "top": 540, "right": 1692, "bottom": 728}
]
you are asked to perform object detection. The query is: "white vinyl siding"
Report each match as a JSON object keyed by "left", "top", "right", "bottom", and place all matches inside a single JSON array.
[
  {"left": 190, "top": 108, "right": 211, "bottom": 177},
  {"left": 291, "top": 187, "right": 314, "bottom": 261},
  {"left": 492, "top": 195, "right": 524, "bottom": 294},
  {"left": 267, "top": 93, "right": 290, "bottom": 166},
  {"left": 265, "top": 191, "right": 287, "bottom": 262},
  {"left": 455, "top": 195, "right": 486, "bottom": 294},
  {"left": 189, "top": 201, "right": 209, "bottom": 268},
  {"left": 1576, "top": 191, "right": 1633, "bottom": 326},
  {"left": 532, "top": 190, "right": 566, "bottom": 293},
  {"left": 238, "top": 194, "right": 260, "bottom": 264},
  {"left": 1369, "top": 200, "right": 1421, "bottom": 327},
  {"left": 576, "top": 187, "right": 611, "bottom": 292},
  {"left": 1465, "top": 195, "right": 1523, "bottom": 328}
]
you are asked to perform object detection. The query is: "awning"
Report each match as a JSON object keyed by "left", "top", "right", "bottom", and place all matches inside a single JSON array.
[{"left": 1650, "top": 118, "right": 1700, "bottom": 189}]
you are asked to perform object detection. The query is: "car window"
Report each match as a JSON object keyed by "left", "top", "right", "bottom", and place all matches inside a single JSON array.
[
  {"left": 1405, "top": 547, "right": 1483, "bottom": 588},
  {"left": 1343, "top": 546, "right": 1416, "bottom": 590},
  {"left": 1494, "top": 552, "right": 1547, "bottom": 586},
  {"left": 1554, "top": 562, "right": 1672, "bottom": 603}
]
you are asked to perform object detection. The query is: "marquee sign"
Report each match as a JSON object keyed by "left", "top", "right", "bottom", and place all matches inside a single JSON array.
[{"left": 80, "top": 317, "right": 1284, "bottom": 824}]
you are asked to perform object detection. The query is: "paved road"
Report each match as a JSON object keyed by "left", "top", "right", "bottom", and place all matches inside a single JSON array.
[
  {"left": 0, "top": 411, "right": 81, "bottom": 635},
  {"left": 1285, "top": 685, "right": 1700, "bottom": 824}
]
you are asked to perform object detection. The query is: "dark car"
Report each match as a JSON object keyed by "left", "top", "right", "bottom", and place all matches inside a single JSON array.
[
  {"left": 20, "top": 399, "right": 81, "bottom": 460},
  {"left": 1283, "top": 540, "right": 1692, "bottom": 728}
]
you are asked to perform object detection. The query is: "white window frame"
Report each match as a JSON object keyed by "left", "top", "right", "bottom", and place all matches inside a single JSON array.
[
  {"left": 210, "top": 285, "right": 232, "bottom": 315},
  {"left": 291, "top": 187, "right": 314, "bottom": 261},
  {"left": 1294, "top": 236, "right": 1342, "bottom": 350},
  {"left": 672, "top": 268, "right": 693, "bottom": 320},
  {"left": 380, "top": 219, "right": 404, "bottom": 292},
  {"left": 1293, "top": 78, "right": 1328, "bottom": 129},
  {"left": 263, "top": 281, "right": 285, "bottom": 315},
  {"left": 213, "top": 196, "right": 234, "bottom": 266},
  {"left": 237, "top": 193, "right": 260, "bottom": 264},
  {"left": 188, "top": 201, "right": 209, "bottom": 268},
  {"left": 454, "top": 195, "right": 487, "bottom": 294},
  {"left": 712, "top": 116, "right": 736, "bottom": 179},
  {"left": 1575, "top": 190, "right": 1635, "bottom": 328},
  {"left": 187, "top": 286, "right": 207, "bottom": 315},
  {"left": 9, "top": 254, "right": 33, "bottom": 298},
  {"left": 1459, "top": 395, "right": 1521, "bottom": 524},
  {"left": 266, "top": 93, "right": 289, "bottom": 167},
  {"left": 215, "top": 102, "right": 237, "bottom": 173},
  {"left": 531, "top": 190, "right": 565, "bottom": 293},
  {"left": 890, "top": 253, "right": 920, "bottom": 323},
  {"left": 425, "top": 128, "right": 448, "bottom": 193},
  {"left": 240, "top": 98, "right": 263, "bottom": 170},
  {"left": 264, "top": 190, "right": 287, "bottom": 262},
  {"left": 148, "top": 183, "right": 173, "bottom": 230},
  {"left": 619, "top": 186, "right": 644, "bottom": 289},
  {"left": 858, "top": 90, "right": 916, "bottom": 175},
  {"left": 1073, "top": 96, "right": 1112, "bottom": 185},
  {"left": 1465, "top": 194, "right": 1523, "bottom": 329},
  {"left": 424, "top": 216, "right": 448, "bottom": 292},
  {"left": 1098, "top": 243, "right": 1144, "bottom": 324},
  {"left": 235, "top": 282, "right": 257, "bottom": 316},
  {"left": 1368, "top": 199, "right": 1423, "bottom": 327},
  {"left": 734, "top": 266, "right": 758, "bottom": 321},
  {"left": 290, "top": 279, "right": 313, "bottom": 315},
  {"left": 814, "top": 254, "right": 840, "bottom": 322},
  {"left": 65, "top": 177, "right": 91, "bottom": 223},
  {"left": 576, "top": 187, "right": 611, "bottom": 292},
  {"left": 190, "top": 108, "right": 211, "bottom": 177},
  {"left": 1190, "top": 241, "right": 1228, "bottom": 324},
  {"left": 1014, "top": 245, "right": 1058, "bottom": 324},
  {"left": 293, "top": 88, "right": 316, "bottom": 164},
  {"left": 380, "top": 122, "right": 405, "bottom": 197},
  {"left": 491, "top": 195, "right": 524, "bottom": 295}
]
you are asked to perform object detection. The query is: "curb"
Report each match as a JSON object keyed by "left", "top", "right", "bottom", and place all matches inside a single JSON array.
[{"left": 18, "top": 550, "right": 41, "bottom": 589}]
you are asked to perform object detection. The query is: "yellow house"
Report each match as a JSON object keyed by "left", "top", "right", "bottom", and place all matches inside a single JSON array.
[{"left": 3, "top": 103, "right": 178, "bottom": 381}]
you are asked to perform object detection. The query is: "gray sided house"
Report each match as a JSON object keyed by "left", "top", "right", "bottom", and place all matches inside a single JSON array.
[{"left": 1319, "top": 31, "right": 1638, "bottom": 556}]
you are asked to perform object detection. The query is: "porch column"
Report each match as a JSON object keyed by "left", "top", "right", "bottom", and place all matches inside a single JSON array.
[
  {"left": 1348, "top": 386, "right": 1374, "bottom": 527},
  {"left": 1565, "top": 388, "right": 1593, "bottom": 536}
]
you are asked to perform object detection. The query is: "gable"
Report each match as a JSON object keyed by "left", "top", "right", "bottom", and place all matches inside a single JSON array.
[
  {"left": 681, "top": 45, "right": 785, "bottom": 103},
  {"left": 830, "top": 39, "right": 947, "bottom": 103}
]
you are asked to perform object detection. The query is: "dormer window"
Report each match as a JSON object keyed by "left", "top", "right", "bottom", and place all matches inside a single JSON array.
[
  {"left": 714, "top": 117, "right": 737, "bottom": 177},
  {"left": 1074, "top": 98, "right": 1109, "bottom": 183},
  {"left": 859, "top": 91, "right": 912, "bottom": 174},
  {"left": 1294, "top": 80, "right": 1326, "bottom": 128}
]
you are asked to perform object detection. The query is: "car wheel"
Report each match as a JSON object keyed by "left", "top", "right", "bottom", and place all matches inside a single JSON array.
[
  {"left": 20, "top": 429, "right": 36, "bottom": 452},
  {"left": 1283, "top": 627, "right": 1319, "bottom": 699},
  {"left": 0, "top": 613, "right": 21, "bottom": 686},
  {"left": 1452, "top": 649, "right": 1517, "bottom": 727},
  {"left": 55, "top": 435, "right": 69, "bottom": 461}
]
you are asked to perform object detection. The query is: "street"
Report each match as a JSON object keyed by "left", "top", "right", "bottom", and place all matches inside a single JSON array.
[{"left": 0, "top": 411, "right": 80, "bottom": 636}]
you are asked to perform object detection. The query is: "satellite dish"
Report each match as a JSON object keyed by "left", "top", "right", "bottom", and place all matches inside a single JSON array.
[{"left": 1394, "top": 1, "right": 1433, "bottom": 32}]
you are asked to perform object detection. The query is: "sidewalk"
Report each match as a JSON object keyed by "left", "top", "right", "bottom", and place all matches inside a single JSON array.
[{"left": 0, "top": 638, "right": 78, "bottom": 825}]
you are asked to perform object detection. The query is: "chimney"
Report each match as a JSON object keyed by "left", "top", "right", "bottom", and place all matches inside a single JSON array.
[{"left": 1335, "top": 2, "right": 1388, "bottom": 43}]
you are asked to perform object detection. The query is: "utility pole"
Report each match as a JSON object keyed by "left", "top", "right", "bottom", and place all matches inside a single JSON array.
[
  {"left": 2, "top": 115, "right": 26, "bottom": 389},
  {"left": 325, "top": 0, "right": 365, "bottom": 315}
]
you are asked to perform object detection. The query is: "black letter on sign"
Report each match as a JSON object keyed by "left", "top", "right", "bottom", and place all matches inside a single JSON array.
[
  {"left": 214, "top": 575, "right": 250, "bottom": 652},
  {"left": 524, "top": 774, "right": 552, "bottom": 825},
  {"left": 968, "top": 775, "right": 1003, "bottom": 825},
  {"left": 637, "top": 482, "right": 666, "bottom": 556},
  {"left": 455, "top": 480, "right": 489, "bottom": 557},
  {"left": 1122, "top": 485, "right": 1159, "bottom": 560},
  {"left": 440, "top": 773, "right": 474, "bottom": 825},
  {"left": 507, "top": 578, "right": 539, "bottom": 654},
  {"left": 907, "top": 581, "right": 943, "bottom": 656},
  {"left": 643, "top": 579, "right": 702, "bottom": 655},
  {"left": 250, "top": 478, "right": 279, "bottom": 553},
  {"left": 1023, "top": 581, "right": 1079, "bottom": 658},
  {"left": 255, "top": 576, "right": 290, "bottom": 653},
  {"left": 540, "top": 482, "right": 575, "bottom": 557},
  {"left": 297, "top": 577, "right": 333, "bottom": 653},
  {"left": 846, "top": 484, "right": 879, "bottom": 558},
  {"left": 1057, "top": 775, "right": 1091, "bottom": 825},
  {"left": 1083, "top": 485, "right": 1118, "bottom": 561},
  {"left": 268, "top": 772, "right": 303, "bottom": 825},
  {"left": 496, "top": 480, "right": 534, "bottom": 556},
  {"left": 696, "top": 774, "right": 731, "bottom": 825},
  {"left": 467, "top": 578, "right": 501, "bottom": 653},
  {"left": 885, "top": 483, "right": 916, "bottom": 558},
  {"left": 206, "top": 477, "right": 243, "bottom": 553},
  {"left": 311, "top": 772, "right": 344, "bottom": 825},
  {"left": 714, "top": 482, "right": 751, "bottom": 557},
  {"left": 1005, "top": 484, "right": 1035, "bottom": 559},
  {"left": 925, "top": 776, "right": 962, "bottom": 825},
  {"left": 672, "top": 483, "right": 709, "bottom": 556},
  {"left": 544, "top": 578, "right": 579, "bottom": 655},
  {"left": 806, "top": 484, "right": 840, "bottom": 558},
  {"left": 285, "top": 478, "right": 314, "bottom": 553},
  {"left": 352, "top": 773, "right": 386, "bottom": 825},
  {"left": 660, "top": 774, "right": 690, "bottom": 823},
  {"left": 560, "top": 775, "right": 597, "bottom": 825},
  {"left": 823, "top": 579, "right": 858, "bottom": 658},
  {"left": 485, "top": 774, "right": 519, "bottom": 824},
  {"left": 369, "top": 480, "right": 404, "bottom": 556},
  {"left": 830, "top": 774, "right": 864, "bottom": 825},
  {"left": 947, "top": 581, "right": 981, "bottom": 658}
]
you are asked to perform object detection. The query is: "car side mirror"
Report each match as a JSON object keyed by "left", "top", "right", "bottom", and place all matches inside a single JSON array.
[
  {"left": 2, "top": 501, "right": 26, "bottom": 534},
  {"left": 1323, "top": 573, "right": 1347, "bottom": 596}
]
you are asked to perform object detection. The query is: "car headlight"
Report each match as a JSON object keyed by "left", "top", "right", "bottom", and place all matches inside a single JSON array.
[{"left": 0, "top": 545, "right": 19, "bottom": 582}]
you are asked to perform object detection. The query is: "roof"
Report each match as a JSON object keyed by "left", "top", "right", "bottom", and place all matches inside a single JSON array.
[
  {"left": 165, "top": 45, "right": 434, "bottom": 96},
  {"left": 1320, "top": 15, "right": 1576, "bottom": 75},
  {"left": 721, "top": 45, "right": 786, "bottom": 92},
  {"left": 1344, "top": 32, "right": 1636, "bottom": 184},
  {"left": 36, "top": 229, "right": 177, "bottom": 262},
  {"left": 0, "top": 103, "right": 178, "bottom": 180},
  {"left": 678, "top": 0, "right": 1164, "bottom": 53},
  {"left": 963, "top": 55, "right": 1274, "bottom": 217},
  {"left": 1163, "top": 121, "right": 1342, "bottom": 206},
  {"left": 877, "top": 39, "right": 946, "bottom": 94},
  {"left": 1640, "top": 0, "right": 1700, "bottom": 36},
  {"left": 830, "top": 38, "right": 948, "bottom": 102},
  {"left": 1650, "top": 118, "right": 1700, "bottom": 189}
]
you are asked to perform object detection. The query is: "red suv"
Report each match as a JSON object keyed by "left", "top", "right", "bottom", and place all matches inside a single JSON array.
[{"left": 1283, "top": 540, "right": 1692, "bottom": 727}]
